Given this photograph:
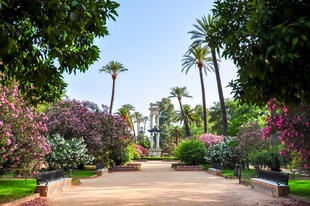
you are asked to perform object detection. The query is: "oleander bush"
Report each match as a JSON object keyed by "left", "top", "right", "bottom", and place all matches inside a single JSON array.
[
  {"left": 175, "top": 138, "right": 207, "bottom": 165},
  {"left": 205, "top": 138, "right": 238, "bottom": 169},
  {"left": 45, "top": 134, "right": 94, "bottom": 172}
]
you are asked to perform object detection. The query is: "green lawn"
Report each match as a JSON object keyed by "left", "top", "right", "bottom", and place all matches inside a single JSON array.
[
  {"left": 289, "top": 180, "right": 310, "bottom": 199},
  {"left": 221, "top": 169, "right": 256, "bottom": 178},
  {"left": 0, "top": 179, "right": 36, "bottom": 203},
  {"left": 70, "top": 170, "right": 96, "bottom": 178}
]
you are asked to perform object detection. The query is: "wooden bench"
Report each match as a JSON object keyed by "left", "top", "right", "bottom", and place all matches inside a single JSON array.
[
  {"left": 251, "top": 170, "right": 289, "bottom": 197},
  {"left": 208, "top": 163, "right": 222, "bottom": 176},
  {"left": 35, "top": 169, "right": 71, "bottom": 197}
]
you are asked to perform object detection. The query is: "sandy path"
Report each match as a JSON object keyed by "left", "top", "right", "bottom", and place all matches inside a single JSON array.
[{"left": 48, "top": 161, "right": 302, "bottom": 206}]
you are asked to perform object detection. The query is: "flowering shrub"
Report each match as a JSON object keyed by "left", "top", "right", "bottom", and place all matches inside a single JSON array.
[
  {"left": 135, "top": 144, "right": 147, "bottom": 157},
  {"left": 45, "top": 134, "right": 93, "bottom": 171},
  {"left": 199, "top": 133, "right": 224, "bottom": 147},
  {"left": 45, "top": 99, "right": 132, "bottom": 166},
  {"left": 175, "top": 138, "right": 207, "bottom": 165},
  {"left": 205, "top": 139, "right": 238, "bottom": 169},
  {"left": 262, "top": 98, "right": 310, "bottom": 168},
  {"left": 0, "top": 82, "right": 50, "bottom": 175}
]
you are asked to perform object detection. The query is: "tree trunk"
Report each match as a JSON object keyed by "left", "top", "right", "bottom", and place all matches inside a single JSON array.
[
  {"left": 178, "top": 98, "right": 191, "bottom": 137},
  {"left": 198, "top": 65, "right": 208, "bottom": 133},
  {"left": 109, "top": 78, "right": 116, "bottom": 115},
  {"left": 211, "top": 48, "right": 228, "bottom": 135}
]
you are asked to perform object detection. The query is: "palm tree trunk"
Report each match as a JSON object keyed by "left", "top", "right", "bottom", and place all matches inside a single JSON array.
[
  {"left": 178, "top": 99, "right": 191, "bottom": 137},
  {"left": 109, "top": 78, "right": 116, "bottom": 115},
  {"left": 211, "top": 48, "right": 227, "bottom": 135},
  {"left": 198, "top": 66, "right": 208, "bottom": 133}
]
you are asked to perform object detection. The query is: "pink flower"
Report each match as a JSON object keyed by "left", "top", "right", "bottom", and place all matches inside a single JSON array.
[{"left": 7, "top": 139, "right": 12, "bottom": 145}]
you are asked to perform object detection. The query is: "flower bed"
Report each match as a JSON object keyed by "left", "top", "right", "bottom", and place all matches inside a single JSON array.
[
  {"left": 174, "top": 165, "right": 204, "bottom": 171},
  {"left": 108, "top": 165, "right": 140, "bottom": 172}
]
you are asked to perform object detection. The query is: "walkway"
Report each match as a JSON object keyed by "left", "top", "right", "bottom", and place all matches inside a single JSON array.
[{"left": 48, "top": 161, "right": 302, "bottom": 206}]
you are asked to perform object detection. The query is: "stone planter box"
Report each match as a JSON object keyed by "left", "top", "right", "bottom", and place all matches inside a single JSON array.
[
  {"left": 108, "top": 165, "right": 140, "bottom": 172},
  {"left": 175, "top": 165, "right": 204, "bottom": 171},
  {"left": 127, "top": 163, "right": 141, "bottom": 167},
  {"left": 171, "top": 163, "right": 186, "bottom": 168},
  {"left": 35, "top": 178, "right": 72, "bottom": 197},
  {"left": 96, "top": 168, "right": 108, "bottom": 176},
  {"left": 251, "top": 178, "right": 289, "bottom": 197},
  {"left": 208, "top": 168, "right": 222, "bottom": 176}
]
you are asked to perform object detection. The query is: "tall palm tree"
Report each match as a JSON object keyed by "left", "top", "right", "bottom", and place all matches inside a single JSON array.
[
  {"left": 182, "top": 45, "right": 213, "bottom": 133},
  {"left": 170, "top": 126, "right": 182, "bottom": 146},
  {"left": 99, "top": 61, "right": 128, "bottom": 115},
  {"left": 133, "top": 111, "right": 143, "bottom": 140},
  {"left": 189, "top": 14, "right": 228, "bottom": 135},
  {"left": 168, "top": 87, "right": 192, "bottom": 137},
  {"left": 116, "top": 107, "right": 135, "bottom": 136},
  {"left": 119, "top": 104, "right": 136, "bottom": 136},
  {"left": 142, "top": 116, "right": 149, "bottom": 133},
  {"left": 174, "top": 104, "right": 200, "bottom": 125}
]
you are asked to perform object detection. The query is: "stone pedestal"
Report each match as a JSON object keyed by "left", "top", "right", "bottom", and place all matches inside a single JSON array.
[{"left": 148, "top": 148, "right": 162, "bottom": 157}]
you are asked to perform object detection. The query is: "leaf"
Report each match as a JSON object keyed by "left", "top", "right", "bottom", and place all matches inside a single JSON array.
[
  {"left": 70, "top": 12, "right": 77, "bottom": 21},
  {"left": 300, "top": 34, "right": 307, "bottom": 41},
  {"left": 71, "top": 0, "right": 78, "bottom": 6},
  {"left": 292, "top": 37, "right": 298, "bottom": 47}
]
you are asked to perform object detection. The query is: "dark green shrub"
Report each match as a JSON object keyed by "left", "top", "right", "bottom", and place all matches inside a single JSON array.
[
  {"left": 250, "top": 149, "right": 288, "bottom": 172},
  {"left": 175, "top": 138, "right": 207, "bottom": 165}
]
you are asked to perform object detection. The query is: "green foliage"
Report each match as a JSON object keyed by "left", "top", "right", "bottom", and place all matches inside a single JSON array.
[
  {"left": 0, "top": 179, "right": 36, "bottom": 203},
  {"left": 45, "top": 134, "right": 94, "bottom": 172},
  {"left": 175, "top": 138, "right": 207, "bottom": 165},
  {"left": 250, "top": 149, "right": 288, "bottom": 172},
  {"left": 126, "top": 143, "right": 140, "bottom": 161},
  {"left": 140, "top": 157, "right": 178, "bottom": 160},
  {"left": 205, "top": 138, "right": 238, "bottom": 169},
  {"left": 138, "top": 137, "right": 150, "bottom": 149},
  {"left": 213, "top": 0, "right": 310, "bottom": 107},
  {"left": 209, "top": 99, "right": 266, "bottom": 136},
  {"left": 221, "top": 169, "right": 256, "bottom": 178},
  {"left": 0, "top": 0, "right": 119, "bottom": 104},
  {"left": 71, "top": 170, "right": 96, "bottom": 178}
]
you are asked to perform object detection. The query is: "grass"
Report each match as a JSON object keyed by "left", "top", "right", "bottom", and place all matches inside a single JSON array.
[
  {"left": 140, "top": 157, "right": 178, "bottom": 160},
  {"left": 70, "top": 170, "right": 96, "bottom": 178},
  {"left": 221, "top": 169, "right": 256, "bottom": 178},
  {"left": 0, "top": 179, "right": 36, "bottom": 203},
  {"left": 1, "top": 172, "right": 14, "bottom": 177},
  {"left": 289, "top": 180, "right": 310, "bottom": 199}
]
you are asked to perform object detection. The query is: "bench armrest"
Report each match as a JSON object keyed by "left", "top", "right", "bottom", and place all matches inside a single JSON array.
[{"left": 36, "top": 177, "right": 48, "bottom": 186}]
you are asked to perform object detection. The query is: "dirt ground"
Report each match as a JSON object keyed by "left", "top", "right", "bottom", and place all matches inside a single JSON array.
[{"left": 48, "top": 161, "right": 306, "bottom": 206}]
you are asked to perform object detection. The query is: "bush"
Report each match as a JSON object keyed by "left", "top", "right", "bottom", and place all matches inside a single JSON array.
[
  {"left": 135, "top": 144, "right": 147, "bottom": 157},
  {"left": 0, "top": 81, "right": 50, "bottom": 176},
  {"left": 250, "top": 148, "right": 288, "bottom": 172},
  {"left": 175, "top": 138, "right": 207, "bottom": 165},
  {"left": 45, "top": 134, "right": 93, "bottom": 172},
  {"left": 199, "top": 133, "right": 224, "bottom": 147},
  {"left": 205, "top": 139, "right": 238, "bottom": 169}
]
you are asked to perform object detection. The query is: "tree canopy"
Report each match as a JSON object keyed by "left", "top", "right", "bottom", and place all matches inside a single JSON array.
[
  {"left": 0, "top": 0, "right": 119, "bottom": 104},
  {"left": 212, "top": 0, "right": 310, "bottom": 107}
]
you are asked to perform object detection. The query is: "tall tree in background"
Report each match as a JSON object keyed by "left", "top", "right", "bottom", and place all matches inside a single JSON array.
[
  {"left": 99, "top": 61, "right": 127, "bottom": 114},
  {"left": 169, "top": 87, "right": 192, "bottom": 137},
  {"left": 133, "top": 111, "right": 143, "bottom": 139},
  {"left": 174, "top": 104, "right": 200, "bottom": 126},
  {"left": 118, "top": 104, "right": 135, "bottom": 136},
  {"left": 182, "top": 45, "right": 213, "bottom": 133},
  {"left": 189, "top": 15, "right": 228, "bottom": 135},
  {"left": 0, "top": 0, "right": 119, "bottom": 104}
]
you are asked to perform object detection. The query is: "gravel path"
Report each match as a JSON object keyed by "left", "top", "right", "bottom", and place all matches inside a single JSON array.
[{"left": 48, "top": 161, "right": 306, "bottom": 206}]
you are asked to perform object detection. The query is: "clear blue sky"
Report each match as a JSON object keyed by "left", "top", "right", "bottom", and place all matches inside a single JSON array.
[{"left": 64, "top": 0, "right": 237, "bottom": 117}]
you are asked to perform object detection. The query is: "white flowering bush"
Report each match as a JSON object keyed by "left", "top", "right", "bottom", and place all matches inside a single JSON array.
[
  {"left": 205, "top": 139, "right": 238, "bottom": 169},
  {"left": 45, "top": 134, "right": 94, "bottom": 171}
]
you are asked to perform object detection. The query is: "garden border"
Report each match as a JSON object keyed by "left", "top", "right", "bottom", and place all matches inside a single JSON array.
[{"left": 0, "top": 193, "right": 40, "bottom": 206}]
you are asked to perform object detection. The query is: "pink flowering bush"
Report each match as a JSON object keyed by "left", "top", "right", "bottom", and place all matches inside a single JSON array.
[
  {"left": 199, "top": 133, "right": 224, "bottom": 148},
  {"left": 135, "top": 144, "right": 147, "bottom": 157},
  {"left": 0, "top": 82, "right": 50, "bottom": 176},
  {"left": 45, "top": 99, "right": 132, "bottom": 166},
  {"left": 262, "top": 98, "right": 310, "bottom": 168}
]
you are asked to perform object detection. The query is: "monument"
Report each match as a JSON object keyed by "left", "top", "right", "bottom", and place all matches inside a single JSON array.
[{"left": 147, "top": 103, "right": 162, "bottom": 157}]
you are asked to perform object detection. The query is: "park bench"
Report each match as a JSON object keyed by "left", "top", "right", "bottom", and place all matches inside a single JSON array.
[
  {"left": 208, "top": 163, "right": 222, "bottom": 176},
  {"left": 35, "top": 169, "right": 72, "bottom": 197},
  {"left": 251, "top": 170, "right": 290, "bottom": 197},
  {"left": 96, "top": 163, "right": 108, "bottom": 176}
]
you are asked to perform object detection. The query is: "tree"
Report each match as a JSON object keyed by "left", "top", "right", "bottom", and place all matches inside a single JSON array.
[
  {"left": 189, "top": 15, "right": 228, "bottom": 135},
  {"left": 182, "top": 45, "right": 213, "bottom": 133},
  {"left": 99, "top": 61, "right": 127, "bottom": 114},
  {"left": 141, "top": 116, "right": 149, "bottom": 134},
  {"left": 170, "top": 126, "right": 182, "bottom": 146},
  {"left": 157, "top": 98, "right": 176, "bottom": 127},
  {"left": 0, "top": 0, "right": 119, "bottom": 104},
  {"left": 174, "top": 104, "right": 200, "bottom": 125},
  {"left": 132, "top": 111, "right": 143, "bottom": 140},
  {"left": 116, "top": 105, "right": 135, "bottom": 136},
  {"left": 212, "top": 0, "right": 310, "bottom": 107},
  {"left": 168, "top": 87, "right": 192, "bottom": 137}
]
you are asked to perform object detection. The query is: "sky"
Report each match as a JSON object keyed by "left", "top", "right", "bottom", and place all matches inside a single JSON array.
[{"left": 64, "top": 0, "right": 238, "bottom": 117}]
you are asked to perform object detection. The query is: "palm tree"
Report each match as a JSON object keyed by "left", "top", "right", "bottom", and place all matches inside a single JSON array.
[
  {"left": 174, "top": 104, "right": 200, "bottom": 125},
  {"left": 119, "top": 104, "right": 136, "bottom": 136},
  {"left": 170, "top": 125, "right": 182, "bottom": 146},
  {"left": 116, "top": 107, "right": 135, "bottom": 136},
  {"left": 182, "top": 45, "right": 213, "bottom": 133},
  {"left": 99, "top": 61, "right": 128, "bottom": 115},
  {"left": 133, "top": 111, "right": 143, "bottom": 141},
  {"left": 189, "top": 14, "right": 228, "bottom": 135},
  {"left": 142, "top": 116, "right": 149, "bottom": 133},
  {"left": 168, "top": 87, "right": 192, "bottom": 137}
]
